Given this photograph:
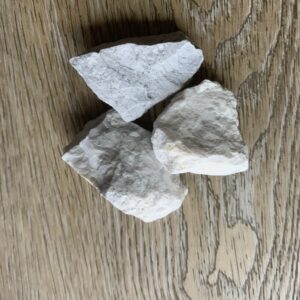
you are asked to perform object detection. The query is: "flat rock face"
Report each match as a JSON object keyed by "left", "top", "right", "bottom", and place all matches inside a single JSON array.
[
  {"left": 62, "top": 110, "right": 187, "bottom": 222},
  {"left": 70, "top": 32, "right": 203, "bottom": 122},
  {"left": 151, "top": 80, "right": 249, "bottom": 176}
]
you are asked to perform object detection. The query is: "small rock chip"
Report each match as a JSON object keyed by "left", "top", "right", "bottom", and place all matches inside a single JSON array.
[
  {"left": 151, "top": 80, "right": 249, "bottom": 176},
  {"left": 70, "top": 32, "right": 203, "bottom": 122},
  {"left": 62, "top": 110, "right": 187, "bottom": 222}
]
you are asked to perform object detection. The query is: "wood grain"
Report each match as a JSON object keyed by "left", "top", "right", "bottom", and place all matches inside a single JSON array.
[{"left": 0, "top": 0, "right": 299, "bottom": 299}]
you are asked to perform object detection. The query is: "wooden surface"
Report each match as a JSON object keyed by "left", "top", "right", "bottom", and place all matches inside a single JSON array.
[{"left": 1, "top": 0, "right": 299, "bottom": 299}]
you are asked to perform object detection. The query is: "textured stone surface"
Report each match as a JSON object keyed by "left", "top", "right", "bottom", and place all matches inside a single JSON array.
[
  {"left": 151, "top": 80, "right": 249, "bottom": 175},
  {"left": 70, "top": 32, "right": 203, "bottom": 122},
  {"left": 62, "top": 110, "right": 187, "bottom": 222}
]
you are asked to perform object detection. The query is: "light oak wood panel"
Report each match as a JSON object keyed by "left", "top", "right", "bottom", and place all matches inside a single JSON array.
[{"left": 0, "top": 0, "right": 299, "bottom": 299}]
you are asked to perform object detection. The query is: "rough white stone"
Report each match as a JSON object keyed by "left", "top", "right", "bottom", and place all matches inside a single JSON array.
[
  {"left": 62, "top": 110, "right": 187, "bottom": 222},
  {"left": 70, "top": 32, "right": 203, "bottom": 122},
  {"left": 151, "top": 80, "right": 249, "bottom": 176}
]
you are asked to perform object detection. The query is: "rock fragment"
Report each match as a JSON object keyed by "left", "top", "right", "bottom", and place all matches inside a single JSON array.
[
  {"left": 62, "top": 110, "right": 187, "bottom": 222},
  {"left": 151, "top": 80, "right": 249, "bottom": 175},
  {"left": 70, "top": 32, "right": 203, "bottom": 122}
]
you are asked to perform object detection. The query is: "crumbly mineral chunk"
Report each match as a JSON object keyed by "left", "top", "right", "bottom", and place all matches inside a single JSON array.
[
  {"left": 151, "top": 80, "right": 249, "bottom": 175},
  {"left": 70, "top": 32, "right": 203, "bottom": 122},
  {"left": 62, "top": 110, "right": 187, "bottom": 222}
]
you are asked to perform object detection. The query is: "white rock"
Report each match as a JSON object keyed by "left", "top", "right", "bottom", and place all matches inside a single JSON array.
[
  {"left": 151, "top": 80, "right": 249, "bottom": 176},
  {"left": 70, "top": 32, "right": 203, "bottom": 122},
  {"left": 62, "top": 110, "right": 187, "bottom": 222}
]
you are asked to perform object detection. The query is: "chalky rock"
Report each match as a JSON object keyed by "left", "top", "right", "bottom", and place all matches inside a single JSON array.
[
  {"left": 151, "top": 80, "right": 249, "bottom": 176},
  {"left": 62, "top": 110, "right": 187, "bottom": 222},
  {"left": 70, "top": 32, "right": 203, "bottom": 122}
]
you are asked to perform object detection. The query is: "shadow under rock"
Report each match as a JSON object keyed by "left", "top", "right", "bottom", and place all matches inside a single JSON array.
[{"left": 72, "top": 20, "right": 178, "bottom": 52}]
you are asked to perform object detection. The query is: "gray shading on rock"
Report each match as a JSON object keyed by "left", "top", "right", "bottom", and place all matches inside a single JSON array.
[{"left": 62, "top": 110, "right": 187, "bottom": 222}]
